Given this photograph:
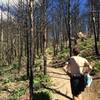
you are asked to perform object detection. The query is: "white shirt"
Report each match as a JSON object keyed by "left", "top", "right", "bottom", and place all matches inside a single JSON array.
[{"left": 66, "top": 56, "right": 92, "bottom": 75}]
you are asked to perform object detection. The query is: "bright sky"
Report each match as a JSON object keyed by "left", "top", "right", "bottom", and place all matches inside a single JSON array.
[
  {"left": 0, "top": 0, "right": 18, "bottom": 5},
  {"left": 0, "top": 9, "right": 14, "bottom": 20},
  {"left": 0, "top": 0, "right": 41, "bottom": 6},
  {"left": 0, "top": 0, "right": 40, "bottom": 4},
  {"left": 0, "top": 0, "right": 17, "bottom": 20}
]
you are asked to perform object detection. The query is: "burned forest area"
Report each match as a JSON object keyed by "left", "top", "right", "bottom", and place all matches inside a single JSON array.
[{"left": 0, "top": 0, "right": 100, "bottom": 100}]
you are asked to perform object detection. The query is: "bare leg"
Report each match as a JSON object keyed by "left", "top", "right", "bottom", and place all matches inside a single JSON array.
[
  {"left": 73, "top": 94, "right": 82, "bottom": 100},
  {"left": 73, "top": 96, "right": 79, "bottom": 100},
  {"left": 78, "top": 93, "right": 82, "bottom": 100}
]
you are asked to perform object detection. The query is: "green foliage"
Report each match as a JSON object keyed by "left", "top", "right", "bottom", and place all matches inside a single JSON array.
[
  {"left": 3, "top": 78, "right": 11, "bottom": 84},
  {"left": 12, "top": 63, "right": 19, "bottom": 69},
  {"left": 2, "top": 76, "right": 14, "bottom": 84},
  {"left": 57, "top": 48, "right": 69, "bottom": 60},
  {"left": 93, "top": 62, "right": 100, "bottom": 72},
  {"left": 8, "top": 58, "right": 19, "bottom": 69},
  {"left": 46, "top": 47, "right": 53, "bottom": 55},
  {"left": 33, "top": 75, "right": 51, "bottom": 91},
  {"left": 79, "top": 37, "right": 94, "bottom": 51},
  {"left": 33, "top": 90, "right": 51, "bottom": 100},
  {"left": 0, "top": 70, "right": 3, "bottom": 75},
  {"left": 79, "top": 38, "right": 94, "bottom": 57},
  {"left": 34, "top": 76, "right": 42, "bottom": 90},
  {"left": 15, "top": 75, "right": 27, "bottom": 81},
  {"left": 80, "top": 48, "right": 93, "bottom": 58},
  {"left": 35, "top": 57, "right": 42, "bottom": 68},
  {"left": 10, "top": 87, "right": 26, "bottom": 100},
  {"left": 0, "top": 65, "right": 8, "bottom": 75},
  {"left": 41, "top": 75, "right": 51, "bottom": 84},
  {"left": 86, "top": 56, "right": 97, "bottom": 62}
]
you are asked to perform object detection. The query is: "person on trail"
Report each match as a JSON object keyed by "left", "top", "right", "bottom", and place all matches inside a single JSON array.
[{"left": 64, "top": 47, "right": 92, "bottom": 100}]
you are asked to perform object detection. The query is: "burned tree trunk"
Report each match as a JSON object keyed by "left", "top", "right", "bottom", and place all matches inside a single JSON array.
[
  {"left": 65, "top": 0, "right": 72, "bottom": 57},
  {"left": 27, "top": 0, "right": 35, "bottom": 99},
  {"left": 91, "top": 0, "right": 99, "bottom": 55}
]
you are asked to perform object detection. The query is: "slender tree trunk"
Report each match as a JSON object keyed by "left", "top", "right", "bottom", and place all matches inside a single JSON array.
[
  {"left": 18, "top": 26, "right": 23, "bottom": 72},
  {"left": 66, "top": 0, "right": 72, "bottom": 57},
  {"left": 68, "top": 0, "right": 72, "bottom": 57},
  {"left": 43, "top": 27, "right": 47, "bottom": 75},
  {"left": 91, "top": 0, "right": 99, "bottom": 55},
  {"left": 0, "top": 11, "right": 3, "bottom": 60},
  {"left": 92, "top": 16, "right": 99, "bottom": 55},
  {"left": 97, "top": 12, "right": 100, "bottom": 41},
  {"left": 27, "top": 0, "right": 34, "bottom": 99}
]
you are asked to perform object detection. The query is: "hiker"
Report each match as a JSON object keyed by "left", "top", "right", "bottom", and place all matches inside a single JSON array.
[{"left": 64, "top": 47, "right": 92, "bottom": 100}]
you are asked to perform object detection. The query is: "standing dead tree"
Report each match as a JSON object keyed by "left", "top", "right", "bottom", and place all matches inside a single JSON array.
[
  {"left": 41, "top": 0, "right": 47, "bottom": 75},
  {"left": 65, "top": 0, "right": 72, "bottom": 56},
  {"left": 90, "top": 0, "right": 99, "bottom": 55},
  {"left": 26, "top": 0, "right": 35, "bottom": 99}
]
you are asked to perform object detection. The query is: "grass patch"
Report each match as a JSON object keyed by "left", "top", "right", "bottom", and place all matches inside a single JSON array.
[
  {"left": 93, "top": 62, "right": 100, "bottom": 72},
  {"left": 33, "top": 74, "right": 51, "bottom": 91},
  {"left": 35, "top": 56, "right": 42, "bottom": 68},
  {"left": 33, "top": 90, "right": 51, "bottom": 100},
  {"left": 10, "top": 87, "right": 26, "bottom": 100},
  {"left": 57, "top": 48, "right": 69, "bottom": 60},
  {"left": 78, "top": 37, "right": 94, "bottom": 51},
  {"left": 3, "top": 78, "right": 12, "bottom": 84}
]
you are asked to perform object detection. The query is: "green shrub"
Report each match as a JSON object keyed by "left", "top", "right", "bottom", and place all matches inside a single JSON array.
[
  {"left": 3, "top": 78, "right": 11, "bottom": 84},
  {"left": 80, "top": 48, "right": 93, "bottom": 57},
  {"left": 79, "top": 37, "right": 94, "bottom": 51},
  {"left": 33, "top": 90, "right": 51, "bottom": 100},
  {"left": 93, "top": 62, "right": 100, "bottom": 72},
  {"left": 12, "top": 63, "right": 19, "bottom": 69},
  {"left": 46, "top": 47, "right": 53, "bottom": 55},
  {"left": 57, "top": 48, "right": 69, "bottom": 60},
  {"left": 57, "top": 53, "right": 66, "bottom": 60},
  {"left": 10, "top": 87, "right": 26, "bottom": 100},
  {"left": 33, "top": 75, "right": 51, "bottom": 91},
  {"left": 35, "top": 58, "right": 42, "bottom": 68},
  {"left": 34, "top": 76, "right": 42, "bottom": 90},
  {"left": 86, "top": 56, "right": 97, "bottom": 62}
]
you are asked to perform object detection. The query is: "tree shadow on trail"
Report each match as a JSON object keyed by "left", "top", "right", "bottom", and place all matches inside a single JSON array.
[
  {"left": 48, "top": 71, "right": 67, "bottom": 75},
  {"left": 49, "top": 75, "right": 70, "bottom": 80},
  {"left": 43, "top": 85, "right": 72, "bottom": 100},
  {"left": 33, "top": 92, "right": 51, "bottom": 100},
  {"left": 47, "top": 71, "right": 70, "bottom": 80}
]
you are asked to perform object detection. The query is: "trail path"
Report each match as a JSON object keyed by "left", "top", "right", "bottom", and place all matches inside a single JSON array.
[
  {"left": 47, "top": 54, "right": 72, "bottom": 100},
  {"left": 47, "top": 54, "right": 100, "bottom": 100},
  {"left": 47, "top": 67, "right": 72, "bottom": 100}
]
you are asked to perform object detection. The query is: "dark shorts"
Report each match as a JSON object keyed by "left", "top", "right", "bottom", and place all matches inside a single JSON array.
[{"left": 70, "top": 75, "right": 86, "bottom": 96}]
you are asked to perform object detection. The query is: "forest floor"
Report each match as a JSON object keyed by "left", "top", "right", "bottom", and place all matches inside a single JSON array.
[
  {"left": 0, "top": 41, "right": 100, "bottom": 100},
  {"left": 47, "top": 54, "right": 100, "bottom": 100},
  {"left": 0, "top": 53, "right": 100, "bottom": 100},
  {"left": 0, "top": 66, "right": 29, "bottom": 100},
  {"left": 0, "top": 55, "right": 100, "bottom": 100}
]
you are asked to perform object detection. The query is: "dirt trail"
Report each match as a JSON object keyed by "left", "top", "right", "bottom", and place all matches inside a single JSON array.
[
  {"left": 47, "top": 54, "right": 72, "bottom": 100},
  {"left": 47, "top": 67, "right": 72, "bottom": 100},
  {"left": 47, "top": 55, "right": 100, "bottom": 100}
]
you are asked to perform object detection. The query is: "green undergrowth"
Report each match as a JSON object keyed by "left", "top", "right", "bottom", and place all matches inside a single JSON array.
[
  {"left": 9, "top": 87, "right": 26, "bottom": 100},
  {"left": 33, "top": 90, "right": 51, "bottom": 100},
  {"left": 35, "top": 55, "right": 43, "bottom": 69},
  {"left": 86, "top": 56, "right": 97, "bottom": 61},
  {"left": 78, "top": 37, "right": 94, "bottom": 51},
  {"left": 93, "top": 62, "right": 100, "bottom": 72},
  {"left": 57, "top": 48, "right": 69, "bottom": 60},
  {"left": 46, "top": 47, "right": 53, "bottom": 55},
  {"left": 33, "top": 74, "right": 51, "bottom": 91},
  {"left": 1, "top": 36, "right": 100, "bottom": 100}
]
